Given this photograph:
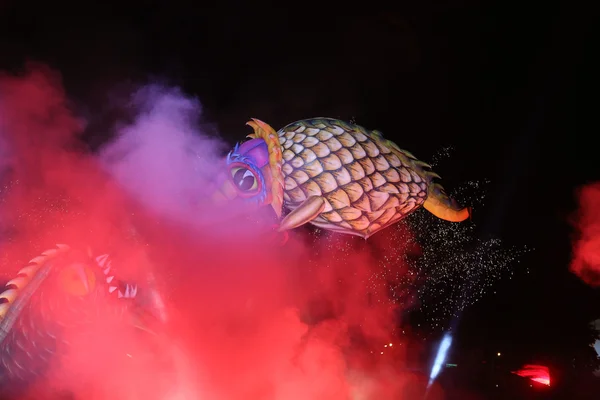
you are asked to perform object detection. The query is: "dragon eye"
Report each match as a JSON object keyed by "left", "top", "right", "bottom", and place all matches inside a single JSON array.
[
  {"left": 58, "top": 263, "right": 97, "bottom": 296},
  {"left": 231, "top": 167, "right": 259, "bottom": 192}
]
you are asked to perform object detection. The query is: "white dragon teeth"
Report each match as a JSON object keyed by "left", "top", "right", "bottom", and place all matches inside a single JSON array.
[
  {"left": 117, "top": 284, "right": 138, "bottom": 299},
  {"left": 93, "top": 254, "right": 137, "bottom": 299},
  {"left": 95, "top": 254, "right": 109, "bottom": 267},
  {"left": 55, "top": 244, "right": 70, "bottom": 249},
  {"left": 28, "top": 256, "right": 46, "bottom": 264}
]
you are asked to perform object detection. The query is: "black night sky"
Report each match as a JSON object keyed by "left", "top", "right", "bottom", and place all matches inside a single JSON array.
[{"left": 1, "top": 1, "right": 599, "bottom": 397}]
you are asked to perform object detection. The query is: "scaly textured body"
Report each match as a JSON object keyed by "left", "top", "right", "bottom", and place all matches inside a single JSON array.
[
  {"left": 278, "top": 118, "right": 434, "bottom": 238},
  {"left": 217, "top": 118, "right": 470, "bottom": 239}
]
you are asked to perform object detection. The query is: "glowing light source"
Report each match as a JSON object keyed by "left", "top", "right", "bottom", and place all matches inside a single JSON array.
[
  {"left": 428, "top": 333, "right": 453, "bottom": 387},
  {"left": 497, "top": 352, "right": 501, "bottom": 356},
  {"left": 512, "top": 364, "right": 550, "bottom": 386}
]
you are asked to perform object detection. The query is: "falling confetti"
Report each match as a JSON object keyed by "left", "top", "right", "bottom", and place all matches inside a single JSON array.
[
  {"left": 300, "top": 177, "right": 530, "bottom": 334},
  {"left": 399, "top": 179, "right": 531, "bottom": 328},
  {"left": 428, "top": 146, "right": 455, "bottom": 169}
]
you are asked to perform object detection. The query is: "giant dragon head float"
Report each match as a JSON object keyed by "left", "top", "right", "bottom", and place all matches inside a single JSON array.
[{"left": 0, "top": 244, "right": 166, "bottom": 396}]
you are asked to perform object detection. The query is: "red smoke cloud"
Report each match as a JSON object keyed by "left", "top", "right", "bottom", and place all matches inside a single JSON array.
[
  {"left": 570, "top": 183, "right": 600, "bottom": 287},
  {"left": 0, "top": 65, "right": 435, "bottom": 399}
]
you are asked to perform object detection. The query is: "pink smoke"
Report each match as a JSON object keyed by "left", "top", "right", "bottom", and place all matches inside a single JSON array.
[{"left": 0, "top": 64, "right": 432, "bottom": 399}]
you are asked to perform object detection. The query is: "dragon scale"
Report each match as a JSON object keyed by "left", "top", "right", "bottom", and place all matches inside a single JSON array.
[{"left": 275, "top": 118, "right": 466, "bottom": 238}]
